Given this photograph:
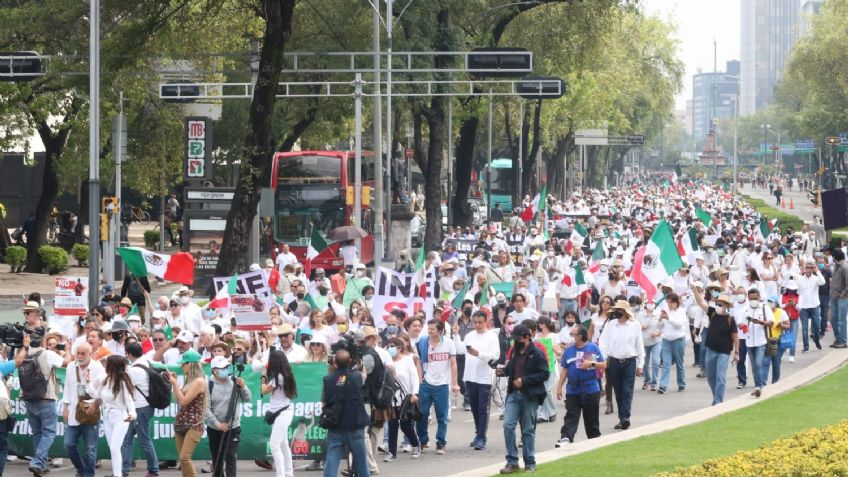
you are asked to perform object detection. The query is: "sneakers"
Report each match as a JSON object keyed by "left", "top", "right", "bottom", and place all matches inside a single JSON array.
[
  {"left": 463, "top": 403, "right": 472, "bottom": 411},
  {"left": 500, "top": 464, "right": 521, "bottom": 474},
  {"left": 555, "top": 436, "right": 572, "bottom": 448},
  {"left": 657, "top": 387, "right": 667, "bottom": 394},
  {"left": 383, "top": 455, "right": 397, "bottom": 463},
  {"left": 736, "top": 383, "right": 745, "bottom": 389},
  {"left": 411, "top": 446, "right": 421, "bottom": 459},
  {"left": 789, "top": 356, "right": 795, "bottom": 363},
  {"left": 401, "top": 444, "right": 412, "bottom": 454},
  {"left": 614, "top": 420, "right": 630, "bottom": 430},
  {"left": 831, "top": 342, "right": 847, "bottom": 349},
  {"left": 377, "top": 444, "right": 389, "bottom": 454},
  {"left": 678, "top": 386, "right": 686, "bottom": 392},
  {"left": 525, "top": 466, "right": 536, "bottom": 473},
  {"left": 435, "top": 444, "right": 446, "bottom": 455}
]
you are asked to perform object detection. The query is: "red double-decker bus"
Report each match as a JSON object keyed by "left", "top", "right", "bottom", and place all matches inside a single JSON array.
[{"left": 270, "top": 151, "right": 375, "bottom": 273}]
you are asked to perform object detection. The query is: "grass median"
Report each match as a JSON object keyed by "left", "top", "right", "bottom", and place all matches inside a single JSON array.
[
  {"left": 742, "top": 195, "right": 805, "bottom": 232},
  {"left": 530, "top": 363, "right": 848, "bottom": 477}
]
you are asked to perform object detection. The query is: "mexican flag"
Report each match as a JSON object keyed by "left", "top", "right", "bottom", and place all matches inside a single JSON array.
[
  {"left": 305, "top": 227, "right": 328, "bottom": 277},
  {"left": 561, "top": 265, "right": 586, "bottom": 289},
  {"left": 208, "top": 275, "right": 237, "bottom": 309},
  {"left": 632, "top": 220, "right": 684, "bottom": 300},
  {"left": 677, "top": 227, "right": 700, "bottom": 265},
  {"left": 756, "top": 218, "right": 778, "bottom": 241},
  {"left": 588, "top": 240, "right": 606, "bottom": 273},
  {"left": 451, "top": 280, "right": 471, "bottom": 308},
  {"left": 570, "top": 222, "right": 588, "bottom": 248},
  {"left": 695, "top": 207, "right": 712, "bottom": 227},
  {"left": 117, "top": 247, "right": 195, "bottom": 285},
  {"left": 520, "top": 183, "right": 547, "bottom": 222}
]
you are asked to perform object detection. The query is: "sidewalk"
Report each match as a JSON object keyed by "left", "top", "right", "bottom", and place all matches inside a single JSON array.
[{"left": 447, "top": 349, "right": 848, "bottom": 477}]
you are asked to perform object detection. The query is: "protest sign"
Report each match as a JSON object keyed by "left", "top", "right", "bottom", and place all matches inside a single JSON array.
[
  {"left": 213, "top": 270, "right": 273, "bottom": 300},
  {"left": 231, "top": 294, "right": 272, "bottom": 330},
  {"left": 214, "top": 270, "right": 275, "bottom": 326},
  {"left": 8, "top": 363, "right": 328, "bottom": 461},
  {"left": 372, "top": 266, "right": 440, "bottom": 326},
  {"left": 53, "top": 277, "right": 88, "bottom": 316}
]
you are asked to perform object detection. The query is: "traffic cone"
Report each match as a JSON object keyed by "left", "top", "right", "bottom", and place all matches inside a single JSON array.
[
  {"left": 781, "top": 198, "right": 785, "bottom": 208},
  {"left": 790, "top": 198, "right": 794, "bottom": 209}
]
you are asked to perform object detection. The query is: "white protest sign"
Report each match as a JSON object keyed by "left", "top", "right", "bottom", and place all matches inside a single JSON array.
[
  {"left": 213, "top": 270, "right": 273, "bottom": 300},
  {"left": 54, "top": 277, "right": 89, "bottom": 316},
  {"left": 230, "top": 294, "right": 272, "bottom": 331},
  {"left": 372, "top": 266, "right": 441, "bottom": 328}
]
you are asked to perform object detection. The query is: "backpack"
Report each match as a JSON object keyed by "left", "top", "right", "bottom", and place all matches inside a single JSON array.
[
  {"left": 19, "top": 350, "right": 52, "bottom": 401},
  {"left": 133, "top": 363, "right": 172, "bottom": 409},
  {"left": 374, "top": 366, "right": 399, "bottom": 410},
  {"left": 127, "top": 279, "right": 143, "bottom": 298}
]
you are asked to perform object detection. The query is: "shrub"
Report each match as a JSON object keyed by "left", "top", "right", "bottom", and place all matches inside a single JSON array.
[
  {"left": 71, "top": 243, "right": 89, "bottom": 266},
  {"left": 144, "top": 230, "right": 160, "bottom": 250},
  {"left": 38, "top": 245, "right": 69, "bottom": 275},
  {"left": 4, "top": 246, "right": 27, "bottom": 272},
  {"left": 656, "top": 420, "right": 848, "bottom": 477}
]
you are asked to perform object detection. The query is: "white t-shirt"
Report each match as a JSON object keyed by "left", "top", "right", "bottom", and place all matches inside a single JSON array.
[
  {"left": 507, "top": 307, "right": 539, "bottom": 323},
  {"left": 128, "top": 357, "right": 151, "bottom": 408},
  {"left": 162, "top": 348, "right": 182, "bottom": 365},
  {"left": 422, "top": 338, "right": 456, "bottom": 387},
  {"left": 462, "top": 330, "right": 500, "bottom": 384}
]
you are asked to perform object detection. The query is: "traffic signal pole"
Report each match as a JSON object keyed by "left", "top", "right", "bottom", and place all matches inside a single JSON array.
[{"left": 88, "top": 0, "right": 100, "bottom": 307}]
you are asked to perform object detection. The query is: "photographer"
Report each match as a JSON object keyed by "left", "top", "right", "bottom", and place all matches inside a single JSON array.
[
  {"left": 321, "top": 349, "right": 371, "bottom": 477},
  {"left": 205, "top": 356, "right": 251, "bottom": 477},
  {"left": 0, "top": 345, "right": 26, "bottom": 476}
]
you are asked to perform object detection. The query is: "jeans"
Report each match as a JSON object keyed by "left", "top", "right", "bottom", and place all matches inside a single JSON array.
[
  {"left": 269, "top": 407, "right": 294, "bottom": 477},
  {"left": 0, "top": 416, "right": 10, "bottom": 476},
  {"left": 607, "top": 357, "right": 637, "bottom": 422},
  {"left": 761, "top": 346, "right": 783, "bottom": 384},
  {"left": 207, "top": 426, "right": 241, "bottom": 477},
  {"left": 26, "top": 399, "right": 58, "bottom": 470},
  {"left": 416, "top": 382, "right": 449, "bottom": 447},
  {"left": 122, "top": 406, "right": 159, "bottom": 476},
  {"left": 387, "top": 418, "right": 419, "bottom": 458},
  {"left": 174, "top": 429, "right": 202, "bottom": 477},
  {"left": 503, "top": 392, "right": 539, "bottom": 467},
  {"left": 103, "top": 407, "right": 131, "bottom": 477},
  {"left": 800, "top": 307, "right": 821, "bottom": 351},
  {"left": 465, "top": 381, "right": 492, "bottom": 444},
  {"left": 65, "top": 423, "right": 99, "bottom": 477},
  {"left": 455, "top": 355, "right": 469, "bottom": 406},
  {"left": 820, "top": 296, "right": 830, "bottom": 334},
  {"left": 323, "top": 429, "right": 371, "bottom": 477},
  {"left": 786, "top": 319, "right": 799, "bottom": 356},
  {"left": 699, "top": 332, "right": 709, "bottom": 369},
  {"left": 659, "top": 338, "right": 686, "bottom": 390},
  {"left": 691, "top": 327, "right": 701, "bottom": 366},
  {"left": 830, "top": 297, "right": 848, "bottom": 344},
  {"left": 642, "top": 343, "right": 661, "bottom": 386},
  {"left": 704, "top": 348, "right": 730, "bottom": 405},
  {"left": 747, "top": 345, "right": 766, "bottom": 389},
  {"left": 561, "top": 392, "right": 601, "bottom": 442},
  {"left": 737, "top": 340, "right": 748, "bottom": 386}
]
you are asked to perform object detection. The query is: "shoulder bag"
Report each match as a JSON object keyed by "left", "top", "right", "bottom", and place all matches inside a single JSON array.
[
  {"left": 74, "top": 366, "right": 100, "bottom": 425},
  {"left": 319, "top": 372, "right": 348, "bottom": 430}
]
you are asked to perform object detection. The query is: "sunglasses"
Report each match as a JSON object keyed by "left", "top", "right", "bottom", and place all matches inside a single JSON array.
[
  {"left": 309, "top": 342, "right": 323, "bottom": 347},
  {"left": 153, "top": 338, "right": 165, "bottom": 342},
  {"left": 170, "top": 303, "right": 179, "bottom": 307}
]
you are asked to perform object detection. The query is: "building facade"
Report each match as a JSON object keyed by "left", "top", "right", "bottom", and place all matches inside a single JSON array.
[{"left": 691, "top": 61, "right": 740, "bottom": 150}]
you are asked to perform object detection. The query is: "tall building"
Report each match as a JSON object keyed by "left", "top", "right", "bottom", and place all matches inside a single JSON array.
[
  {"left": 740, "top": 0, "right": 801, "bottom": 115},
  {"left": 800, "top": 0, "right": 824, "bottom": 35},
  {"left": 691, "top": 61, "right": 740, "bottom": 150}
]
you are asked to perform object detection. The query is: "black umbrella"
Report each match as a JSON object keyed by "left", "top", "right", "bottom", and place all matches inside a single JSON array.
[{"left": 327, "top": 225, "right": 368, "bottom": 241}]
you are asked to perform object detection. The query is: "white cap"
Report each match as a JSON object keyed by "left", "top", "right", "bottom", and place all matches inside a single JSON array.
[
  {"left": 127, "top": 315, "right": 141, "bottom": 323},
  {"left": 692, "top": 280, "right": 704, "bottom": 289},
  {"left": 249, "top": 263, "right": 261, "bottom": 272},
  {"left": 309, "top": 333, "right": 328, "bottom": 345},
  {"left": 210, "top": 356, "right": 230, "bottom": 369},
  {"left": 175, "top": 330, "right": 195, "bottom": 343},
  {"left": 496, "top": 293, "right": 507, "bottom": 302},
  {"left": 152, "top": 310, "right": 168, "bottom": 320}
]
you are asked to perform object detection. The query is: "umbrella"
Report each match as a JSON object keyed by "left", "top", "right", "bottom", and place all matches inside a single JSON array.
[{"left": 327, "top": 225, "right": 368, "bottom": 241}]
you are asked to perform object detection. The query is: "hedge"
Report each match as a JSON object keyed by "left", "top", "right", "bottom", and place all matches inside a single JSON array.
[
  {"left": 144, "top": 230, "right": 160, "bottom": 249},
  {"left": 38, "top": 245, "right": 69, "bottom": 275},
  {"left": 656, "top": 420, "right": 848, "bottom": 477},
  {"left": 4, "top": 246, "right": 26, "bottom": 272},
  {"left": 71, "top": 243, "right": 89, "bottom": 266}
]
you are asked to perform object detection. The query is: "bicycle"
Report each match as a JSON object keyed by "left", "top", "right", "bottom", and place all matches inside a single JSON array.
[{"left": 127, "top": 204, "right": 151, "bottom": 224}]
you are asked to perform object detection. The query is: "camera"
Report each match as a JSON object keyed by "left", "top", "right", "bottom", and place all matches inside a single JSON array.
[
  {"left": 0, "top": 324, "right": 44, "bottom": 348},
  {"left": 328, "top": 331, "right": 363, "bottom": 366},
  {"left": 487, "top": 359, "right": 500, "bottom": 369}
]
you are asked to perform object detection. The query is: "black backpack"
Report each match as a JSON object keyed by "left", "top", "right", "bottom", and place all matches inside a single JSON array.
[
  {"left": 19, "top": 350, "right": 52, "bottom": 401},
  {"left": 127, "top": 279, "right": 143, "bottom": 299},
  {"left": 133, "top": 363, "right": 172, "bottom": 409},
  {"left": 374, "top": 366, "right": 399, "bottom": 410}
]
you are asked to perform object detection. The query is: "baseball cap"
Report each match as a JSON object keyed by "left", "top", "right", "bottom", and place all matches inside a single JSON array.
[
  {"left": 210, "top": 356, "right": 230, "bottom": 369},
  {"left": 175, "top": 330, "right": 195, "bottom": 343},
  {"left": 511, "top": 324, "right": 532, "bottom": 340},
  {"left": 177, "top": 349, "right": 202, "bottom": 365}
]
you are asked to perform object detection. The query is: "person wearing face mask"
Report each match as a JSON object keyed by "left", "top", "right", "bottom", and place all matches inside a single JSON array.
[
  {"left": 638, "top": 302, "right": 662, "bottom": 391},
  {"left": 740, "top": 288, "right": 775, "bottom": 398},
  {"left": 452, "top": 300, "right": 476, "bottom": 412},
  {"left": 122, "top": 342, "right": 159, "bottom": 477},
  {"left": 62, "top": 342, "right": 105, "bottom": 477},
  {"left": 731, "top": 286, "right": 750, "bottom": 389},
  {"left": 691, "top": 292, "right": 739, "bottom": 405},
  {"left": 554, "top": 325, "right": 606, "bottom": 447},
  {"left": 106, "top": 319, "right": 131, "bottom": 357},
  {"left": 353, "top": 263, "right": 374, "bottom": 287},
  {"left": 462, "top": 311, "right": 500, "bottom": 450},
  {"left": 204, "top": 356, "right": 251, "bottom": 477},
  {"left": 797, "top": 262, "right": 825, "bottom": 354},
  {"left": 657, "top": 294, "right": 688, "bottom": 394},
  {"left": 309, "top": 268, "right": 332, "bottom": 297},
  {"left": 175, "top": 287, "right": 203, "bottom": 336},
  {"left": 383, "top": 337, "right": 421, "bottom": 462},
  {"left": 761, "top": 296, "right": 790, "bottom": 385},
  {"left": 598, "top": 301, "right": 644, "bottom": 430}
]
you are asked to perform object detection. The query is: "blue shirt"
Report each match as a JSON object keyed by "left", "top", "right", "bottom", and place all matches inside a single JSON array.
[
  {"left": 0, "top": 361, "right": 15, "bottom": 379},
  {"left": 560, "top": 343, "right": 604, "bottom": 395}
]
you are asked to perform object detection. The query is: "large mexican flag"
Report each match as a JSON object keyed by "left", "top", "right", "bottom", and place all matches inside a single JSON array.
[
  {"left": 632, "top": 220, "right": 684, "bottom": 300},
  {"left": 117, "top": 247, "right": 195, "bottom": 285}
]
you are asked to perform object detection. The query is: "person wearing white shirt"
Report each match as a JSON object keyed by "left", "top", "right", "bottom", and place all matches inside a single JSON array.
[
  {"left": 175, "top": 288, "right": 203, "bottom": 335},
  {"left": 63, "top": 342, "right": 106, "bottom": 477},
  {"left": 598, "top": 301, "right": 644, "bottom": 430},
  {"left": 122, "top": 342, "right": 159, "bottom": 477},
  {"left": 740, "top": 288, "right": 775, "bottom": 397},
  {"left": 88, "top": 355, "right": 136, "bottom": 477},
  {"left": 275, "top": 243, "right": 299, "bottom": 271},
  {"left": 657, "top": 294, "right": 688, "bottom": 393},
  {"left": 252, "top": 324, "right": 307, "bottom": 371},
  {"left": 797, "top": 262, "right": 826, "bottom": 352},
  {"left": 637, "top": 303, "right": 662, "bottom": 391},
  {"left": 462, "top": 312, "right": 500, "bottom": 450}
]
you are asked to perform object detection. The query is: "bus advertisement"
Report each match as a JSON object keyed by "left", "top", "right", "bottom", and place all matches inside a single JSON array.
[{"left": 270, "top": 151, "right": 375, "bottom": 273}]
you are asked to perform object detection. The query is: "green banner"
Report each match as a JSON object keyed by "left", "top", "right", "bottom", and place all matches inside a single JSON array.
[{"left": 8, "top": 362, "right": 328, "bottom": 461}]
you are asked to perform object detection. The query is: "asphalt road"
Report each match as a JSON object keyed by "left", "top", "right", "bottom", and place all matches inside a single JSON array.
[{"left": 0, "top": 338, "right": 827, "bottom": 477}]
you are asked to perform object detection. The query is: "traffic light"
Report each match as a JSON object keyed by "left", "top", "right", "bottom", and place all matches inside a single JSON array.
[
  {"left": 99, "top": 213, "right": 109, "bottom": 241},
  {"left": 101, "top": 196, "right": 118, "bottom": 214},
  {"left": 363, "top": 186, "right": 372, "bottom": 206}
]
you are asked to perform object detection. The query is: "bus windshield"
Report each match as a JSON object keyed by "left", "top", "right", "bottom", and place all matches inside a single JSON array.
[
  {"left": 274, "top": 185, "right": 344, "bottom": 244},
  {"left": 278, "top": 154, "right": 341, "bottom": 184}
]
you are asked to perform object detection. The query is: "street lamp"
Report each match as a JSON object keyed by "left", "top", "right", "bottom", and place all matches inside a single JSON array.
[{"left": 761, "top": 124, "right": 781, "bottom": 173}]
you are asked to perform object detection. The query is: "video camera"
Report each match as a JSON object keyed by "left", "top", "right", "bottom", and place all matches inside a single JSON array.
[
  {"left": 329, "top": 331, "right": 364, "bottom": 366},
  {"left": 0, "top": 324, "right": 45, "bottom": 348}
]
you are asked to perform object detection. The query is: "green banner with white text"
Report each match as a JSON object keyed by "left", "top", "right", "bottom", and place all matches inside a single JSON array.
[{"left": 7, "top": 363, "right": 328, "bottom": 460}]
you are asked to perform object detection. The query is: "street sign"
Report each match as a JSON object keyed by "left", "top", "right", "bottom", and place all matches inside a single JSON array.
[
  {"left": 467, "top": 48, "right": 532, "bottom": 78},
  {"left": 627, "top": 135, "right": 645, "bottom": 145},
  {"left": 795, "top": 139, "right": 815, "bottom": 149},
  {"left": 516, "top": 76, "right": 565, "bottom": 99},
  {"left": 826, "top": 136, "right": 841, "bottom": 145},
  {"left": 405, "top": 148, "right": 414, "bottom": 158},
  {"left": 185, "top": 117, "right": 213, "bottom": 180},
  {"left": 0, "top": 52, "right": 43, "bottom": 82}
]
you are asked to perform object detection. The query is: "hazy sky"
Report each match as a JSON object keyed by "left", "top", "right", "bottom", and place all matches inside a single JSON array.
[{"left": 640, "top": 0, "right": 741, "bottom": 110}]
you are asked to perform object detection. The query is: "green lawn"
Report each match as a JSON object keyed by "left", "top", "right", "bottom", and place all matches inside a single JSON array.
[
  {"left": 530, "top": 364, "right": 848, "bottom": 477},
  {"left": 742, "top": 195, "right": 806, "bottom": 233}
]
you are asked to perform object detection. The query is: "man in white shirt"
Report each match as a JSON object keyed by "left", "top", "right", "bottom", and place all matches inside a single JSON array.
[
  {"left": 62, "top": 342, "right": 106, "bottom": 477},
  {"left": 174, "top": 287, "right": 203, "bottom": 335},
  {"left": 598, "top": 301, "right": 644, "bottom": 430},
  {"left": 415, "top": 320, "right": 459, "bottom": 455},
  {"left": 275, "top": 243, "right": 299, "bottom": 271},
  {"left": 122, "top": 342, "right": 158, "bottom": 477},
  {"left": 161, "top": 330, "right": 196, "bottom": 365},
  {"left": 741, "top": 288, "right": 775, "bottom": 398},
  {"left": 252, "top": 324, "right": 307, "bottom": 371},
  {"left": 797, "top": 262, "right": 826, "bottom": 352},
  {"left": 462, "top": 311, "right": 500, "bottom": 450}
]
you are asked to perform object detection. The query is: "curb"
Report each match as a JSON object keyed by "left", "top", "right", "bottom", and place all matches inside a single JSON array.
[{"left": 446, "top": 349, "right": 848, "bottom": 477}]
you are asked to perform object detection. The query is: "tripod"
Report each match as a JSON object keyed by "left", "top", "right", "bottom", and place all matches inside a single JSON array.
[{"left": 212, "top": 363, "right": 245, "bottom": 477}]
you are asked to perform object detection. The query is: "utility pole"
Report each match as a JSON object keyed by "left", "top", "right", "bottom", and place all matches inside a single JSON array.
[
  {"left": 486, "top": 87, "right": 493, "bottom": 226},
  {"left": 713, "top": 38, "right": 718, "bottom": 180},
  {"left": 372, "top": 7, "right": 383, "bottom": 262},
  {"left": 88, "top": 0, "right": 100, "bottom": 307},
  {"left": 733, "top": 95, "right": 738, "bottom": 192},
  {"left": 384, "top": 0, "right": 394, "bottom": 259}
]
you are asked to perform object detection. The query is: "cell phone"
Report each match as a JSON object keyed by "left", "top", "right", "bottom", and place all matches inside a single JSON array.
[
  {"left": 465, "top": 345, "right": 472, "bottom": 350},
  {"left": 56, "top": 343, "right": 66, "bottom": 351}
]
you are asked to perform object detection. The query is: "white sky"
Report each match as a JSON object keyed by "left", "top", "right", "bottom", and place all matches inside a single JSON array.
[{"left": 640, "top": 0, "right": 741, "bottom": 111}]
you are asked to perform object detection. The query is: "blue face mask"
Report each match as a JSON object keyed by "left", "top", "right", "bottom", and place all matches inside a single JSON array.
[
  {"left": 386, "top": 325, "right": 399, "bottom": 335},
  {"left": 711, "top": 290, "right": 720, "bottom": 299},
  {"left": 818, "top": 263, "right": 825, "bottom": 270},
  {"left": 217, "top": 368, "right": 230, "bottom": 378},
  {"left": 388, "top": 347, "right": 398, "bottom": 358}
]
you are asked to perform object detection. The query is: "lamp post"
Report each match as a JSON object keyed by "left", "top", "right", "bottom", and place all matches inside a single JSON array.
[{"left": 732, "top": 95, "right": 738, "bottom": 191}]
